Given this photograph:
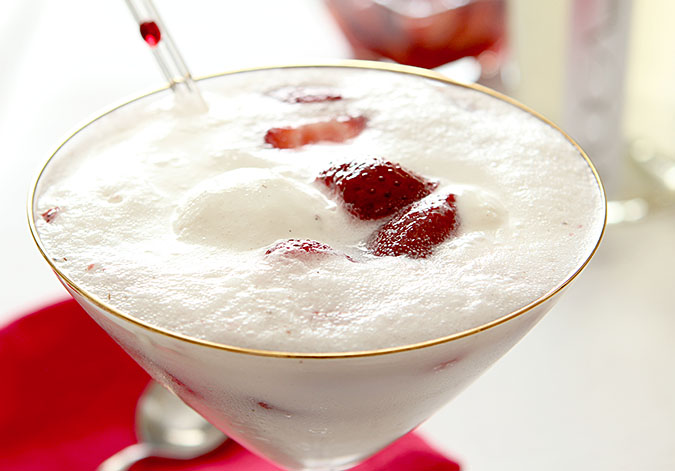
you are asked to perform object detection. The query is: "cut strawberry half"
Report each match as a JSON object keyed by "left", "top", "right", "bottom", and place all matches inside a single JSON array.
[
  {"left": 269, "top": 86, "right": 342, "bottom": 104},
  {"left": 264, "top": 115, "right": 367, "bottom": 149},
  {"left": 317, "top": 158, "right": 437, "bottom": 220},
  {"left": 368, "top": 193, "right": 459, "bottom": 258}
]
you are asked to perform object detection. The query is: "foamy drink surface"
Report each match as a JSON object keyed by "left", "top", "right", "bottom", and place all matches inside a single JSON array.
[{"left": 34, "top": 67, "right": 604, "bottom": 353}]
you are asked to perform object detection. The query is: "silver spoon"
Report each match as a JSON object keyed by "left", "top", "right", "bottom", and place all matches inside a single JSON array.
[{"left": 97, "top": 381, "right": 228, "bottom": 471}]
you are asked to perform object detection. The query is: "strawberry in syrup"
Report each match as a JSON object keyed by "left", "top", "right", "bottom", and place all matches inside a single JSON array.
[{"left": 317, "top": 158, "right": 437, "bottom": 220}]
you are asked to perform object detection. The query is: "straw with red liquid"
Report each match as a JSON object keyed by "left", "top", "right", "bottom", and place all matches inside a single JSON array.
[{"left": 125, "top": 0, "right": 207, "bottom": 111}]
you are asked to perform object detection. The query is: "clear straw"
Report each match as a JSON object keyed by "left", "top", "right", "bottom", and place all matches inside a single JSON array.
[{"left": 125, "top": 0, "right": 207, "bottom": 111}]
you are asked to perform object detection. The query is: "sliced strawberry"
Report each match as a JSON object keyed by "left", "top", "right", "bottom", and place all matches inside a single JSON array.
[
  {"left": 264, "top": 115, "right": 366, "bottom": 149},
  {"left": 41, "top": 206, "right": 61, "bottom": 223},
  {"left": 368, "top": 193, "right": 459, "bottom": 258},
  {"left": 269, "top": 86, "right": 342, "bottom": 104},
  {"left": 317, "top": 158, "right": 437, "bottom": 220}
]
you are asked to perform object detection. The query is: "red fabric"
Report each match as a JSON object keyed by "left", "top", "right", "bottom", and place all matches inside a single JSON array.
[{"left": 0, "top": 299, "right": 461, "bottom": 471}]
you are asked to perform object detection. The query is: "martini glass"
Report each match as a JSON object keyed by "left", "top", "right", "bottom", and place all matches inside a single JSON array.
[{"left": 28, "top": 62, "right": 606, "bottom": 471}]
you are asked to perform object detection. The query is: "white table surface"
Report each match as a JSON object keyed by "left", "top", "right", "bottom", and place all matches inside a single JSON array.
[{"left": 1, "top": 1, "right": 674, "bottom": 470}]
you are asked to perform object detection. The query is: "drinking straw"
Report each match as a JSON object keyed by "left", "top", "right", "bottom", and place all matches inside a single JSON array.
[{"left": 125, "top": 0, "right": 207, "bottom": 111}]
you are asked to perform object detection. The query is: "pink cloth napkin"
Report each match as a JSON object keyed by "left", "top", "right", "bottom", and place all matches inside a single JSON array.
[{"left": 0, "top": 299, "right": 461, "bottom": 470}]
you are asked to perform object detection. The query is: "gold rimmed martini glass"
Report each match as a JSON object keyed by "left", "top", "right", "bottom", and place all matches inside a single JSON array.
[{"left": 28, "top": 62, "right": 606, "bottom": 471}]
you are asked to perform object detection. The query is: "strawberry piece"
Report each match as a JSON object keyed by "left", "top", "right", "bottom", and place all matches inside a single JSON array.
[
  {"left": 265, "top": 239, "right": 337, "bottom": 257},
  {"left": 266, "top": 239, "right": 356, "bottom": 263},
  {"left": 41, "top": 206, "right": 61, "bottom": 223},
  {"left": 317, "top": 158, "right": 437, "bottom": 220},
  {"left": 264, "top": 116, "right": 366, "bottom": 149},
  {"left": 368, "top": 193, "right": 459, "bottom": 258},
  {"left": 269, "top": 86, "right": 342, "bottom": 104}
]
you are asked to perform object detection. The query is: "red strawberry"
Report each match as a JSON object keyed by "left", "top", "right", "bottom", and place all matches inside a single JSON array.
[
  {"left": 317, "top": 158, "right": 437, "bottom": 220},
  {"left": 264, "top": 115, "right": 366, "bottom": 149},
  {"left": 269, "top": 86, "right": 342, "bottom": 104},
  {"left": 266, "top": 239, "right": 356, "bottom": 263},
  {"left": 41, "top": 206, "right": 61, "bottom": 223},
  {"left": 368, "top": 193, "right": 459, "bottom": 258},
  {"left": 265, "top": 239, "right": 337, "bottom": 257}
]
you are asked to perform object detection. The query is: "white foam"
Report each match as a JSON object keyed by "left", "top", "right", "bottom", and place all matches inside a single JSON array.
[{"left": 35, "top": 67, "right": 604, "bottom": 352}]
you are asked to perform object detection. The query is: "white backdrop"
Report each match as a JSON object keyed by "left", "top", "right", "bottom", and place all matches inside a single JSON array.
[{"left": 1, "top": 1, "right": 674, "bottom": 470}]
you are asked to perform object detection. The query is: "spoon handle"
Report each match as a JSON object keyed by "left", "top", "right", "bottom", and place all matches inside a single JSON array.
[{"left": 97, "top": 443, "right": 155, "bottom": 471}]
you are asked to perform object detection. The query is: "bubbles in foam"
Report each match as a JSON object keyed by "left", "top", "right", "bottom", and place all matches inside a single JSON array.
[{"left": 35, "top": 67, "right": 604, "bottom": 353}]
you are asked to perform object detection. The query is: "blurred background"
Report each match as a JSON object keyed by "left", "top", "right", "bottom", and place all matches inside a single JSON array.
[{"left": 1, "top": 1, "right": 673, "bottom": 469}]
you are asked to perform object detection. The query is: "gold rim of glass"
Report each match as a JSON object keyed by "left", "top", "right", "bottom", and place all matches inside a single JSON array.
[{"left": 27, "top": 60, "right": 607, "bottom": 359}]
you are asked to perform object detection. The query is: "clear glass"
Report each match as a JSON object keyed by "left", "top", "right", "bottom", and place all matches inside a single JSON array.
[
  {"left": 28, "top": 64, "right": 605, "bottom": 470},
  {"left": 325, "top": 0, "right": 507, "bottom": 80}
]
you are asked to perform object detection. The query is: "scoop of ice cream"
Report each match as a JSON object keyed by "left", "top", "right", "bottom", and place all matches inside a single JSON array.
[
  {"left": 173, "top": 167, "right": 340, "bottom": 250},
  {"left": 455, "top": 187, "right": 507, "bottom": 232}
]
